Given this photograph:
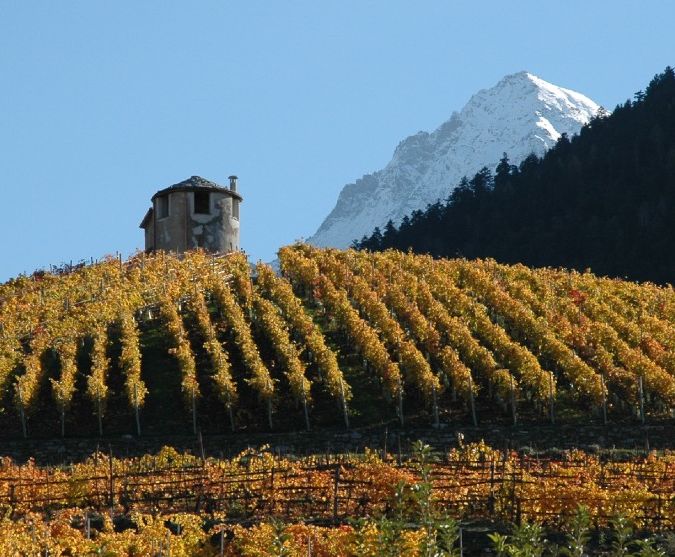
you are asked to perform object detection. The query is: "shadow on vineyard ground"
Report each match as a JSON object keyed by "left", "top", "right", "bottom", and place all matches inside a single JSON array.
[{"left": 0, "top": 421, "right": 672, "bottom": 465}]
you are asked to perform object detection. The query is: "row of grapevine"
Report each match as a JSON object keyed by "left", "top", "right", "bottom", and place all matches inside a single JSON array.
[
  {"left": 119, "top": 306, "right": 147, "bottom": 435},
  {"left": 50, "top": 335, "right": 79, "bottom": 437},
  {"left": 278, "top": 246, "right": 405, "bottom": 420},
  {"left": 186, "top": 288, "right": 237, "bottom": 429},
  {"left": 450, "top": 260, "right": 604, "bottom": 404},
  {"left": 159, "top": 292, "right": 199, "bottom": 432},
  {"left": 205, "top": 272, "right": 275, "bottom": 428},
  {"left": 335, "top": 251, "right": 475, "bottom": 411},
  {"left": 86, "top": 324, "right": 110, "bottom": 436},
  {"left": 255, "top": 263, "right": 351, "bottom": 426},
  {"left": 492, "top": 261, "right": 675, "bottom": 407},
  {"left": 313, "top": 249, "right": 441, "bottom": 405},
  {"left": 0, "top": 442, "right": 671, "bottom": 534},
  {"left": 252, "top": 293, "right": 312, "bottom": 429},
  {"left": 394, "top": 253, "right": 529, "bottom": 402}
]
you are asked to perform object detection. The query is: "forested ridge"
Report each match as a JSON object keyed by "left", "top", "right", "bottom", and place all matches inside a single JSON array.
[{"left": 355, "top": 67, "right": 675, "bottom": 285}]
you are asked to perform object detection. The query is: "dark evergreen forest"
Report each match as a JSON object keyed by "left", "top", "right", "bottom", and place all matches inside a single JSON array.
[{"left": 354, "top": 67, "right": 675, "bottom": 285}]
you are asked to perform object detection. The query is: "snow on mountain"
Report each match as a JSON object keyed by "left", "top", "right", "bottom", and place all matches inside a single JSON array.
[{"left": 308, "top": 71, "right": 604, "bottom": 248}]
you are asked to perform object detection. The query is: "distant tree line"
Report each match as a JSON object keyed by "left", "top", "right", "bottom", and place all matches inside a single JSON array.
[{"left": 354, "top": 67, "right": 675, "bottom": 285}]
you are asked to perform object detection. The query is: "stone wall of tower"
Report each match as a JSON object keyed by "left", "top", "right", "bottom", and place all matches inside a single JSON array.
[
  {"left": 150, "top": 189, "right": 240, "bottom": 254},
  {"left": 144, "top": 216, "right": 155, "bottom": 251}
]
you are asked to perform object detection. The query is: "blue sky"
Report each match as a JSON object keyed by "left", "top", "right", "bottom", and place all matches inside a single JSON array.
[{"left": 1, "top": 1, "right": 673, "bottom": 280}]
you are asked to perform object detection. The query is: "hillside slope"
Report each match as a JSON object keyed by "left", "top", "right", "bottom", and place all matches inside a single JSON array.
[{"left": 0, "top": 247, "right": 673, "bottom": 438}]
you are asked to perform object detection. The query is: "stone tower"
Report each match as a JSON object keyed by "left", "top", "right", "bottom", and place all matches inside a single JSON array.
[{"left": 139, "top": 175, "right": 242, "bottom": 254}]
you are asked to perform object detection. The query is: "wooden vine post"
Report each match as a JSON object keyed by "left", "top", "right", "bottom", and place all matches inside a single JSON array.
[
  {"left": 509, "top": 374, "right": 517, "bottom": 426},
  {"left": 133, "top": 382, "right": 141, "bottom": 436},
  {"left": 97, "top": 399, "right": 103, "bottom": 437},
  {"left": 108, "top": 447, "right": 115, "bottom": 521},
  {"left": 332, "top": 464, "right": 340, "bottom": 522},
  {"left": 468, "top": 374, "right": 477, "bottom": 427},
  {"left": 339, "top": 377, "right": 350, "bottom": 429},
  {"left": 302, "top": 392, "right": 310, "bottom": 431},
  {"left": 397, "top": 387, "right": 404, "bottom": 427},
  {"left": 548, "top": 371, "right": 555, "bottom": 425},
  {"left": 432, "top": 384, "right": 440, "bottom": 428},
  {"left": 192, "top": 389, "right": 198, "bottom": 435},
  {"left": 638, "top": 375, "right": 645, "bottom": 425},
  {"left": 17, "top": 384, "right": 27, "bottom": 439},
  {"left": 601, "top": 373, "right": 608, "bottom": 425}
]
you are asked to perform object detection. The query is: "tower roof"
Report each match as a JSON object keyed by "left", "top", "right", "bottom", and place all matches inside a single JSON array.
[
  {"left": 151, "top": 175, "right": 242, "bottom": 201},
  {"left": 139, "top": 208, "right": 153, "bottom": 229}
]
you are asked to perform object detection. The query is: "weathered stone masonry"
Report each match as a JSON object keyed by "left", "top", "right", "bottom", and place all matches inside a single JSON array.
[{"left": 140, "top": 175, "right": 242, "bottom": 254}]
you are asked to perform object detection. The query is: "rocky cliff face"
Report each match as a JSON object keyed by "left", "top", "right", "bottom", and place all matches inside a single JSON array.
[{"left": 308, "top": 72, "right": 604, "bottom": 248}]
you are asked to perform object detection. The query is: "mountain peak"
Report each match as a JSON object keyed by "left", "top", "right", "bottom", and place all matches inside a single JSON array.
[
  {"left": 308, "top": 72, "right": 605, "bottom": 249},
  {"left": 501, "top": 69, "right": 535, "bottom": 80},
  {"left": 485, "top": 70, "right": 542, "bottom": 92},
  {"left": 496, "top": 70, "right": 565, "bottom": 87}
]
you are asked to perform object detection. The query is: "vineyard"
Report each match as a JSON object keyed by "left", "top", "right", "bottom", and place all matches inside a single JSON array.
[
  {"left": 0, "top": 245, "right": 674, "bottom": 437},
  {"left": 0, "top": 443, "right": 671, "bottom": 555},
  {"left": 1, "top": 247, "right": 675, "bottom": 554},
  {"left": 1, "top": 443, "right": 673, "bottom": 528}
]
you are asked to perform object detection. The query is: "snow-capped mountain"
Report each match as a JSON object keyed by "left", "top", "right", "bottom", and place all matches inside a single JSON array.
[{"left": 308, "top": 71, "right": 604, "bottom": 248}]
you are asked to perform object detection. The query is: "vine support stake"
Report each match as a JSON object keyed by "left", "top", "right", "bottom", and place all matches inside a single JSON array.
[
  {"left": 97, "top": 399, "right": 103, "bottom": 437},
  {"left": 339, "top": 378, "right": 350, "bottom": 429},
  {"left": 601, "top": 373, "right": 608, "bottom": 425},
  {"left": 108, "top": 446, "right": 114, "bottom": 520},
  {"left": 17, "top": 385, "right": 27, "bottom": 439},
  {"left": 549, "top": 371, "right": 555, "bottom": 425},
  {"left": 20, "top": 405, "right": 27, "bottom": 439},
  {"left": 397, "top": 388, "right": 404, "bottom": 426},
  {"left": 332, "top": 464, "right": 340, "bottom": 522},
  {"left": 638, "top": 375, "right": 645, "bottom": 425},
  {"left": 302, "top": 394, "right": 310, "bottom": 432},
  {"left": 468, "top": 374, "right": 477, "bottom": 427},
  {"left": 198, "top": 429, "right": 206, "bottom": 463},
  {"left": 228, "top": 404, "right": 235, "bottom": 432},
  {"left": 133, "top": 383, "right": 141, "bottom": 437},
  {"left": 192, "top": 389, "right": 197, "bottom": 435},
  {"left": 510, "top": 374, "right": 517, "bottom": 426}
]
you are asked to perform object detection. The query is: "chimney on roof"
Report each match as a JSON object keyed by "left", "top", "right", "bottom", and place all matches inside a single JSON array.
[{"left": 228, "top": 175, "right": 238, "bottom": 192}]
